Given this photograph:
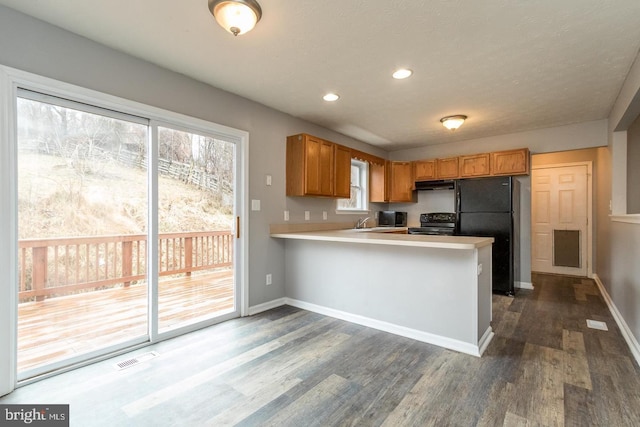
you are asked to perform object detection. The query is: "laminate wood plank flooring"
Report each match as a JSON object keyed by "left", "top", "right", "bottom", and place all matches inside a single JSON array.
[{"left": 2, "top": 273, "right": 640, "bottom": 426}]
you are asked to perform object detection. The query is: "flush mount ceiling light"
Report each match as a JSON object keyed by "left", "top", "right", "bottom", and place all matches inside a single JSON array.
[
  {"left": 323, "top": 93, "right": 340, "bottom": 102},
  {"left": 440, "top": 115, "right": 467, "bottom": 131},
  {"left": 392, "top": 68, "right": 413, "bottom": 79},
  {"left": 208, "top": 0, "right": 262, "bottom": 36}
]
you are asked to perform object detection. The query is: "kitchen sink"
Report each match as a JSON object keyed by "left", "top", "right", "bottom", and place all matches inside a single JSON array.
[{"left": 345, "top": 227, "right": 403, "bottom": 233}]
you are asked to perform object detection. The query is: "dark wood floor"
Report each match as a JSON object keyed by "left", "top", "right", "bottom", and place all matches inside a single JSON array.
[{"left": 2, "top": 273, "right": 640, "bottom": 426}]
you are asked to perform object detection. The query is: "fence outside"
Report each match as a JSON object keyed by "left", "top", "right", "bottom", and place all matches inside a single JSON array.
[{"left": 18, "top": 230, "right": 234, "bottom": 302}]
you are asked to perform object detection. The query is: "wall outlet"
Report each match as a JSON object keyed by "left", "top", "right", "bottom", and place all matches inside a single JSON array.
[
  {"left": 305, "top": 211, "right": 310, "bottom": 220},
  {"left": 284, "top": 210, "right": 289, "bottom": 221},
  {"left": 251, "top": 199, "right": 261, "bottom": 211},
  {"left": 266, "top": 174, "right": 272, "bottom": 186},
  {"left": 266, "top": 273, "right": 272, "bottom": 286},
  {"left": 323, "top": 211, "right": 328, "bottom": 220}
]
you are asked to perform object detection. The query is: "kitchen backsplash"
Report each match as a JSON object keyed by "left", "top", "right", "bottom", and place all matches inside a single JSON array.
[{"left": 388, "top": 189, "right": 455, "bottom": 226}]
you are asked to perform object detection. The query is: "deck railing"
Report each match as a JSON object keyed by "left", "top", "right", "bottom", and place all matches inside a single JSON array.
[{"left": 18, "top": 231, "right": 233, "bottom": 302}]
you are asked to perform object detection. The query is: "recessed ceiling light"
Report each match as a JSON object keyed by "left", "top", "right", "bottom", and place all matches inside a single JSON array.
[
  {"left": 323, "top": 93, "right": 340, "bottom": 102},
  {"left": 392, "top": 68, "right": 413, "bottom": 79}
]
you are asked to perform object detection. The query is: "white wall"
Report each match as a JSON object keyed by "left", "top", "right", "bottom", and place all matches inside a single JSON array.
[
  {"left": 598, "top": 49, "right": 640, "bottom": 356},
  {"left": 389, "top": 119, "right": 607, "bottom": 161},
  {"left": 389, "top": 189, "right": 456, "bottom": 227}
]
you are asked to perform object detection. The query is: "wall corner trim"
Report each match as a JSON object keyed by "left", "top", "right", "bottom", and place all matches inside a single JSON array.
[
  {"left": 247, "top": 298, "right": 286, "bottom": 316},
  {"left": 610, "top": 214, "right": 640, "bottom": 224},
  {"left": 593, "top": 274, "right": 640, "bottom": 367},
  {"left": 283, "top": 297, "right": 489, "bottom": 357},
  {"left": 516, "top": 281, "right": 534, "bottom": 290}
]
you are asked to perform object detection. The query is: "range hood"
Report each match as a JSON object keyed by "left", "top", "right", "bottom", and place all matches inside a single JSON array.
[{"left": 415, "top": 180, "right": 455, "bottom": 191}]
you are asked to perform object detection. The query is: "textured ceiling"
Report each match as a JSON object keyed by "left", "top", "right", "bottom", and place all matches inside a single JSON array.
[{"left": 1, "top": 0, "right": 639, "bottom": 150}]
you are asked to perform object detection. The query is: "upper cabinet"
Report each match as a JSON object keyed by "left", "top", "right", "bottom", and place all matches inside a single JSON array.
[
  {"left": 388, "top": 161, "right": 414, "bottom": 202},
  {"left": 333, "top": 144, "right": 352, "bottom": 198},
  {"left": 287, "top": 134, "right": 332, "bottom": 197},
  {"left": 436, "top": 157, "right": 459, "bottom": 179},
  {"left": 414, "top": 157, "right": 459, "bottom": 181},
  {"left": 369, "top": 162, "right": 387, "bottom": 203},
  {"left": 414, "top": 159, "right": 436, "bottom": 181},
  {"left": 460, "top": 153, "right": 490, "bottom": 178},
  {"left": 413, "top": 148, "right": 530, "bottom": 182},
  {"left": 286, "top": 133, "right": 528, "bottom": 201},
  {"left": 370, "top": 161, "right": 414, "bottom": 203},
  {"left": 491, "top": 148, "right": 530, "bottom": 176}
]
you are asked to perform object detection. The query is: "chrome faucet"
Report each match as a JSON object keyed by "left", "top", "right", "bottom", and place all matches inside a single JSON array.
[{"left": 355, "top": 217, "right": 370, "bottom": 229}]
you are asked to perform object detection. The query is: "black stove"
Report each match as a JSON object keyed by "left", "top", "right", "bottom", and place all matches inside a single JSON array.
[{"left": 408, "top": 212, "right": 457, "bottom": 236}]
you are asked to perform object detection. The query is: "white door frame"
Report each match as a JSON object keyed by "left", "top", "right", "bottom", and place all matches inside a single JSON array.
[
  {"left": 531, "top": 161, "right": 593, "bottom": 278},
  {"left": 0, "top": 66, "right": 18, "bottom": 397},
  {"left": 0, "top": 65, "right": 250, "bottom": 394}
]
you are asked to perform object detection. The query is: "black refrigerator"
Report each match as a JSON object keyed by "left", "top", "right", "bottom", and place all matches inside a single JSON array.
[{"left": 456, "top": 176, "right": 520, "bottom": 295}]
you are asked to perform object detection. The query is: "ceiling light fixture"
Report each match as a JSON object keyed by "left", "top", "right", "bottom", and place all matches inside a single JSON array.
[
  {"left": 440, "top": 115, "right": 467, "bottom": 131},
  {"left": 392, "top": 69, "right": 413, "bottom": 79},
  {"left": 323, "top": 93, "right": 340, "bottom": 102},
  {"left": 208, "top": 0, "right": 262, "bottom": 36}
]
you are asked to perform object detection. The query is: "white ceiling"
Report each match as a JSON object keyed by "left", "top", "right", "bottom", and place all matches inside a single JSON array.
[{"left": 2, "top": 0, "right": 640, "bottom": 151}]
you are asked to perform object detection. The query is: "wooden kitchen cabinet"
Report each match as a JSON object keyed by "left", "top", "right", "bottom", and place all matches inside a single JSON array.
[
  {"left": 286, "top": 134, "right": 335, "bottom": 197},
  {"left": 333, "top": 144, "right": 352, "bottom": 198},
  {"left": 436, "top": 157, "right": 459, "bottom": 179},
  {"left": 413, "top": 148, "right": 530, "bottom": 182},
  {"left": 414, "top": 157, "right": 459, "bottom": 181},
  {"left": 388, "top": 161, "right": 414, "bottom": 202},
  {"left": 491, "top": 148, "right": 530, "bottom": 176},
  {"left": 369, "top": 161, "right": 387, "bottom": 203},
  {"left": 369, "top": 161, "right": 414, "bottom": 203},
  {"left": 414, "top": 159, "right": 437, "bottom": 181},
  {"left": 460, "top": 153, "right": 490, "bottom": 177}
]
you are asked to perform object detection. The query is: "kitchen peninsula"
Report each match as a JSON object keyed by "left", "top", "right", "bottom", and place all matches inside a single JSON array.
[{"left": 271, "top": 227, "right": 494, "bottom": 356}]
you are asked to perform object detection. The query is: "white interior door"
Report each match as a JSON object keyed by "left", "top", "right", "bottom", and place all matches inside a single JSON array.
[{"left": 531, "top": 164, "right": 589, "bottom": 276}]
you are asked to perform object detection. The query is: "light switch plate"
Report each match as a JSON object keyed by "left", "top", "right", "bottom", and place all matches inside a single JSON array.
[
  {"left": 284, "top": 210, "right": 289, "bottom": 221},
  {"left": 323, "top": 211, "right": 328, "bottom": 220},
  {"left": 251, "top": 199, "right": 261, "bottom": 211},
  {"left": 266, "top": 174, "right": 272, "bottom": 186},
  {"left": 304, "top": 211, "right": 310, "bottom": 221}
]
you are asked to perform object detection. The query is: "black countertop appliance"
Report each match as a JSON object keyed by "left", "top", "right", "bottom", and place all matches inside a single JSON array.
[
  {"left": 456, "top": 176, "right": 520, "bottom": 295},
  {"left": 408, "top": 212, "right": 456, "bottom": 235},
  {"left": 378, "top": 211, "right": 407, "bottom": 227}
]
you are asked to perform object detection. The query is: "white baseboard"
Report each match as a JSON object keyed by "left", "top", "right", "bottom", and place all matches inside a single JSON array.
[
  {"left": 516, "top": 281, "right": 534, "bottom": 290},
  {"left": 247, "top": 298, "right": 286, "bottom": 316},
  {"left": 593, "top": 274, "right": 640, "bottom": 367},
  {"left": 284, "top": 297, "right": 491, "bottom": 357}
]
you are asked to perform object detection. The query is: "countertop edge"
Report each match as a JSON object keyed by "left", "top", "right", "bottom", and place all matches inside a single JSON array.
[{"left": 270, "top": 231, "right": 494, "bottom": 250}]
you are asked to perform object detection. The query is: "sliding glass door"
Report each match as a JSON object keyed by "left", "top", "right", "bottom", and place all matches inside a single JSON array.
[
  {"left": 12, "top": 87, "right": 242, "bottom": 381},
  {"left": 157, "top": 126, "right": 236, "bottom": 333},
  {"left": 16, "top": 92, "right": 150, "bottom": 377}
]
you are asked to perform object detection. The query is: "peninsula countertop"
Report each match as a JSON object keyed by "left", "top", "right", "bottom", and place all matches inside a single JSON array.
[{"left": 270, "top": 228, "right": 494, "bottom": 250}]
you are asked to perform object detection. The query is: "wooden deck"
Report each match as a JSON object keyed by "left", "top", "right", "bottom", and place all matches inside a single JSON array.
[{"left": 18, "top": 268, "right": 234, "bottom": 373}]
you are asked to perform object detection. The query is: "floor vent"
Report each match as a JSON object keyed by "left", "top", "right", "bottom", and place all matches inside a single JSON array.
[
  {"left": 586, "top": 319, "right": 608, "bottom": 331},
  {"left": 114, "top": 351, "right": 159, "bottom": 370}
]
